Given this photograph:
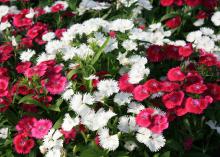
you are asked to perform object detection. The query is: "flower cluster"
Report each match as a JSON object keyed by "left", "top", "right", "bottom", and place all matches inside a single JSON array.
[{"left": 0, "top": 0, "right": 219, "bottom": 157}]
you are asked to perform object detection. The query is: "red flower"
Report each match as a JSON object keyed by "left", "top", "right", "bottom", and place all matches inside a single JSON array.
[
  {"left": 199, "top": 53, "right": 217, "bottom": 67},
  {"left": 0, "top": 96, "right": 11, "bottom": 112},
  {"left": 202, "top": 0, "right": 218, "bottom": 10},
  {"left": 175, "top": 0, "right": 184, "bottom": 6},
  {"left": 167, "top": 67, "right": 185, "bottom": 81},
  {"left": 132, "top": 85, "right": 149, "bottom": 101},
  {"left": 16, "top": 117, "right": 37, "bottom": 136},
  {"left": 185, "top": 96, "right": 213, "bottom": 114},
  {"left": 161, "top": 81, "right": 180, "bottom": 92},
  {"left": 136, "top": 108, "right": 169, "bottom": 133},
  {"left": 0, "top": 44, "right": 13, "bottom": 63},
  {"left": 205, "top": 84, "right": 220, "bottom": 101},
  {"left": 13, "top": 134, "right": 35, "bottom": 154},
  {"left": 184, "top": 72, "right": 203, "bottom": 86},
  {"left": 0, "top": 76, "right": 9, "bottom": 97},
  {"left": 185, "top": 0, "right": 201, "bottom": 7},
  {"left": 196, "top": 10, "right": 208, "bottom": 19},
  {"left": 119, "top": 74, "right": 135, "bottom": 93},
  {"left": 185, "top": 83, "right": 207, "bottom": 94},
  {"left": 55, "top": 28, "right": 66, "bottom": 39},
  {"left": 16, "top": 62, "right": 32, "bottom": 74},
  {"left": 178, "top": 43, "right": 193, "bottom": 57},
  {"left": 109, "top": 31, "right": 116, "bottom": 38},
  {"left": 144, "top": 79, "right": 162, "bottom": 94},
  {"left": 24, "top": 63, "right": 48, "bottom": 78},
  {"left": 146, "top": 45, "right": 165, "bottom": 62},
  {"left": 162, "top": 91, "right": 185, "bottom": 109},
  {"left": 165, "top": 16, "right": 182, "bottom": 29},
  {"left": 20, "top": 38, "right": 33, "bottom": 48},
  {"left": 13, "top": 11, "right": 32, "bottom": 27},
  {"left": 165, "top": 45, "right": 182, "bottom": 60},
  {"left": 51, "top": 4, "right": 65, "bottom": 13},
  {"left": 61, "top": 128, "right": 77, "bottom": 144},
  {"left": 160, "top": 0, "right": 174, "bottom": 6}
]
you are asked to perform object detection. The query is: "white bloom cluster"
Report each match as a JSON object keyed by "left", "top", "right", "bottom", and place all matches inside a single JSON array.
[
  {"left": 97, "top": 79, "right": 119, "bottom": 97},
  {"left": 78, "top": 0, "right": 110, "bottom": 15},
  {"left": 0, "top": 128, "right": 8, "bottom": 139},
  {"left": 206, "top": 120, "right": 220, "bottom": 134},
  {"left": 42, "top": 32, "right": 56, "bottom": 42},
  {"left": 114, "top": 92, "right": 132, "bottom": 106},
  {"left": 186, "top": 27, "right": 220, "bottom": 52},
  {"left": 118, "top": 0, "right": 152, "bottom": 10},
  {"left": 40, "top": 129, "right": 64, "bottom": 157},
  {"left": 61, "top": 113, "right": 80, "bottom": 131},
  {"left": 98, "top": 128, "right": 119, "bottom": 151},
  {"left": 118, "top": 116, "right": 138, "bottom": 133},
  {"left": 20, "top": 49, "right": 36, "bottom": 62},
  {"left": 136, "top": 127, "right": 166, "bottom": 152},
  {"left": 211, "top": 11, "right": 220, "bottom": 26}
]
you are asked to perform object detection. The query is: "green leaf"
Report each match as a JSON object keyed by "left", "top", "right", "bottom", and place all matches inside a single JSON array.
[
  {"left": 18, "top": 95, "right": 48, "bottom": 111},
  {"left": 80, "top": 146, "right": 105, "bottom": 157},
  {"left": 160, "top": 151, "right": 170, "bottom": 157},
  {"left": 53, "top": 116, "right": 63, "bottom": 129},
  {"left": 110, "top": 151, "right": 129, "bottom": 157},
  {"left": 184, "top": 152, "right": 211, "bottom": 157}
]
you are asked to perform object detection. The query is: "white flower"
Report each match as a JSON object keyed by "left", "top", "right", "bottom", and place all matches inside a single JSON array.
[
  {"left": 0, "top": 21, "right": 11, "bottom": 31},
  {"left": 114, "top": 92, "right": 132, "bottom": 106},
  {"left": 97, "top": 79, "right": 119, "bottom": 97},
  {"left": 109, "top": 19, "right": 134, "bottom": 32},
  {"left": 42, "top": 32, "right": 56, "bottom": 42},
  {"left": 75, "top": 44, "right": 94, "bottom": 59},
  {"left": 136, "top": 128, "right": 166, "bottom": 152},
  {"left": 122, "top": 40, "right": 138, "bottom": 51},
  {"left": 46, "top": 40, "right": 64, "bottom": 55},
  {"left": 81, "top": 108, "right": 116, "bottom": 131},
  {"left": 78, "top": 0, "right": 110, "bottom": 15},
  {"left": 211, "top": 11, "right": 220, "bottom": 26},
  {"left": 124, "top": 141, "right": 138, "bottom": 151},
  {"left": 193, "top": 19, "right": 204, "bottom": 27},
  {"left": 186, "top": 31, "right": 202, "bottom": 42},
  {"left": 41, "top": 129, "right": 64, "bottom": 157},
  {"left": 36, "top": 53, "right": 56, "bottom": 64},
  {"left": 61, "top": 114, "right": 80, "bottom": 131},
  {"left": 127, "top": 102, "right": 145, "bottom": 114},
  {"left": 0, "top": 5, "right": 9, "bottom": 21},
  {"left": 138, "top": 0, "right": 152, "bottom": 10},
  {"left": 128, "top": 63, "right": 150, "bottom": 84},
  {"left": 118, "top": 116, "right": 138, "bottom": 133},
  {"left": 83, "top": 93, "right": 95, "bottom": 105},
  {"left": 98, "top": 128, "right": 119, "bottom": 151},
  {"left": 117, "top": 52, "right": 129, "bottom": 65},
  {"left": 200, "top": 27, "right": 214, "bottom": 36},
  {"left": 25, "top": 8, "right": 35, "bottom": 19},
  {"left": 11, "top": 36, "right": 18, "bottom": 46},
  {"left": 20, "top": 49, "right": 36, "bottom": 62},
  {"left": 62, "top": 89, "right": 74, "bottom": 101},
  {"left": 0, "top": 128, "right": 8, "bottom": 139},
  {"left": 206, "top": 120, "right": 220, "bottom": 134}
]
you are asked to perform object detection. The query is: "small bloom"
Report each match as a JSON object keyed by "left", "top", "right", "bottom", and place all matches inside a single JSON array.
[
  {"left": 13, "top": 134, "right": 35, "bottom": 154},
  {"left": 167, "top": 67, "right": 185, "bottom": 81},
  {"left": 31, "top": 119, "right": 52, "bottom": 139}
]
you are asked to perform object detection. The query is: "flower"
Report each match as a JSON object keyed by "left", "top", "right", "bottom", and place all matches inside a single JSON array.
[
  {"left": 98, "top": 128, "right": 119, "bottom": 151},
  {"left": 185, "top": 83, "right": 207, "bottom": 94},
  {"left": 160, "top": 0, "right": 174, "bottom": 6},
  {"left": 144, "top": 79, "right": 162, "bottom": 94},
  {"left": 97, "top": 79, "right": 119, "bottom": 97},
  {"left": 119, "top": 74, "right": 135, "bottom": 92},
  {"left": 185, "top": 0, "right": 201, "bottom": 7},
  {"left": 13, "top": 133, "right": 35, "bottom": 154},
  {"left": 211, "top": 11, "right": 220, "bottom": 26},
  {"left": 20, "top": 49, "right": 36, "bottom": 62},
  {"left": 31, "top": 119, "right": 52, "bottom": 139},
  {"left": 61, "top": 114, "right": 79, "bottom": 131},
  {"left": 136, "top": 108, "right": 168, "bottom": 133},
  {"left": 0, "top": 128, "right": 8, "bottom": 139},
  {"left": 132, "top": 85, "right": 150, "bottom": 101},
  {"left": 136, "top": 127, "right": 166, "bottom": 152},
  {"left": 16, "top": 116, "right": 37, "bottom": 136},
  {"left": 165, "top": 16, "right": 181, "bottom": 29},
  {"left": 114, "top": 92, "right": 132, "bottom": 106},
  {"left": 185, "top": 96, "right": 213, "bottom": 114},
  {"left": 146, "top": 45, "right": 165, "bottom": 62},
  {"left": 162, "top": 91, "right": 185, "bottom": 109},
  {"left": 124, "top": 141, "right": 138, "bottom": 151},
  {"left": 118, "top": 116, "right": 138, "bottom": 133},
  {"left": 178, "top": 43, "right": 193, "bottom": 57},
  {"left": 167, "top": 67, "right": 185, "bottom": 81},
  {"left": 45, "top": 76, "right": 67, "bottom": 95}
]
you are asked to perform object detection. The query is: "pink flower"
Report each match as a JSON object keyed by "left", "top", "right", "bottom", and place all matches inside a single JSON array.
[
  {"left": 167, "top": 67, "right": 185, "bottom": 81},
  {"left": 13, "top": 133, "right": 35, "bottom": 154},
  {"left": 119, "top": 74, "right": 135, "bottom": 92},
  {"left": 61, "top": 128, "right": 77, "bottom": 144},
  {"left": 178, "top": 43, "right": 193, "bottom": 57},
  {"left": 31, "top": 119, "right": 52, "bottom": 139},
  {"left": 45, "top": 75, "right": 67, "bottom": 95},
  {"left": 160, "top": 0, "right": 174, "bottom": 6},
  {"left": 24, "top": 64, "right": 48, "bottom": 78},
  {"left": 0, "top": 76, "right": 9, "bottom": 97},
  {"left": 161, "top": 81, "right": 180, "bottom": 92},
  {"left": 132, "top": 85, "right": 149, "bottom": 101},
  {"left": 185, "top": 83, "right": 207, "bottom": 94},
  {"left": 16, "top": 62, "right": 32, "bottom": 74},
  {"left": 136, "top": 108, "right": 169, "bottom": 133}
]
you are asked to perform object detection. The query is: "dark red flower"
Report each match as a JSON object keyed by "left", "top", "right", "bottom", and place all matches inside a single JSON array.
[
  {"left": 167, "top": 67, "right": 185, "bottom": 81},
  {"left": 13, "top": 133, "right": 35, "bottom": 154},
  {"left": 0, "top": 44, "right": 13, "bottom": 63},
  {"left": 165, "top": 45, "right": 182, "bottom": 60},
  {"left": 199, "top": 53, "right": 217, "bottom": 67},
  {"left": 185, "top": 83, "right": 207, "bottom": 94},
  {"left": 146, "top": 45, "right": 165, "bottom": 62},
  {"left": 185, "top": 96, "right": 213, "bottom": 114},
  {"left": 132, "top": 85, "right": 149, "bottom": 101},
  {"left": 185, "top": 0, "right": 202, "bottom": 7},
  {"left": 178, "top": 43, "right": 193, "bottom": 57},
  {"left": 185, "top": 72, "right": 203, "bottom": 86},
  {"left": 202, "top": 0, "right": 218, "bottom": 10},
  {"left": 16, "top": 62, "right": 32, "bottom": 74},
  {"left": 165, "top": 16, "right": 182, "bottom": 29},
  {"left": 160, "top": 0, "right": 174, "bottom": 6},
  {"left": 174, "top": 0, "right": 184, "bottom": 6},
  {"left": 16, "top": 117, "right": 37, "bottom": 136},
  {"left": 119, "top": 74, "right": 135, "bottom": 93},
  {"left": 144, "top": 79, "right": 162, "bottom": 94},
  {"left": 162, "top": 91, "right": 185, "bottom": 109},
  {"left": 205, "top": 83, "right": 220, "bottom": 101}
]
